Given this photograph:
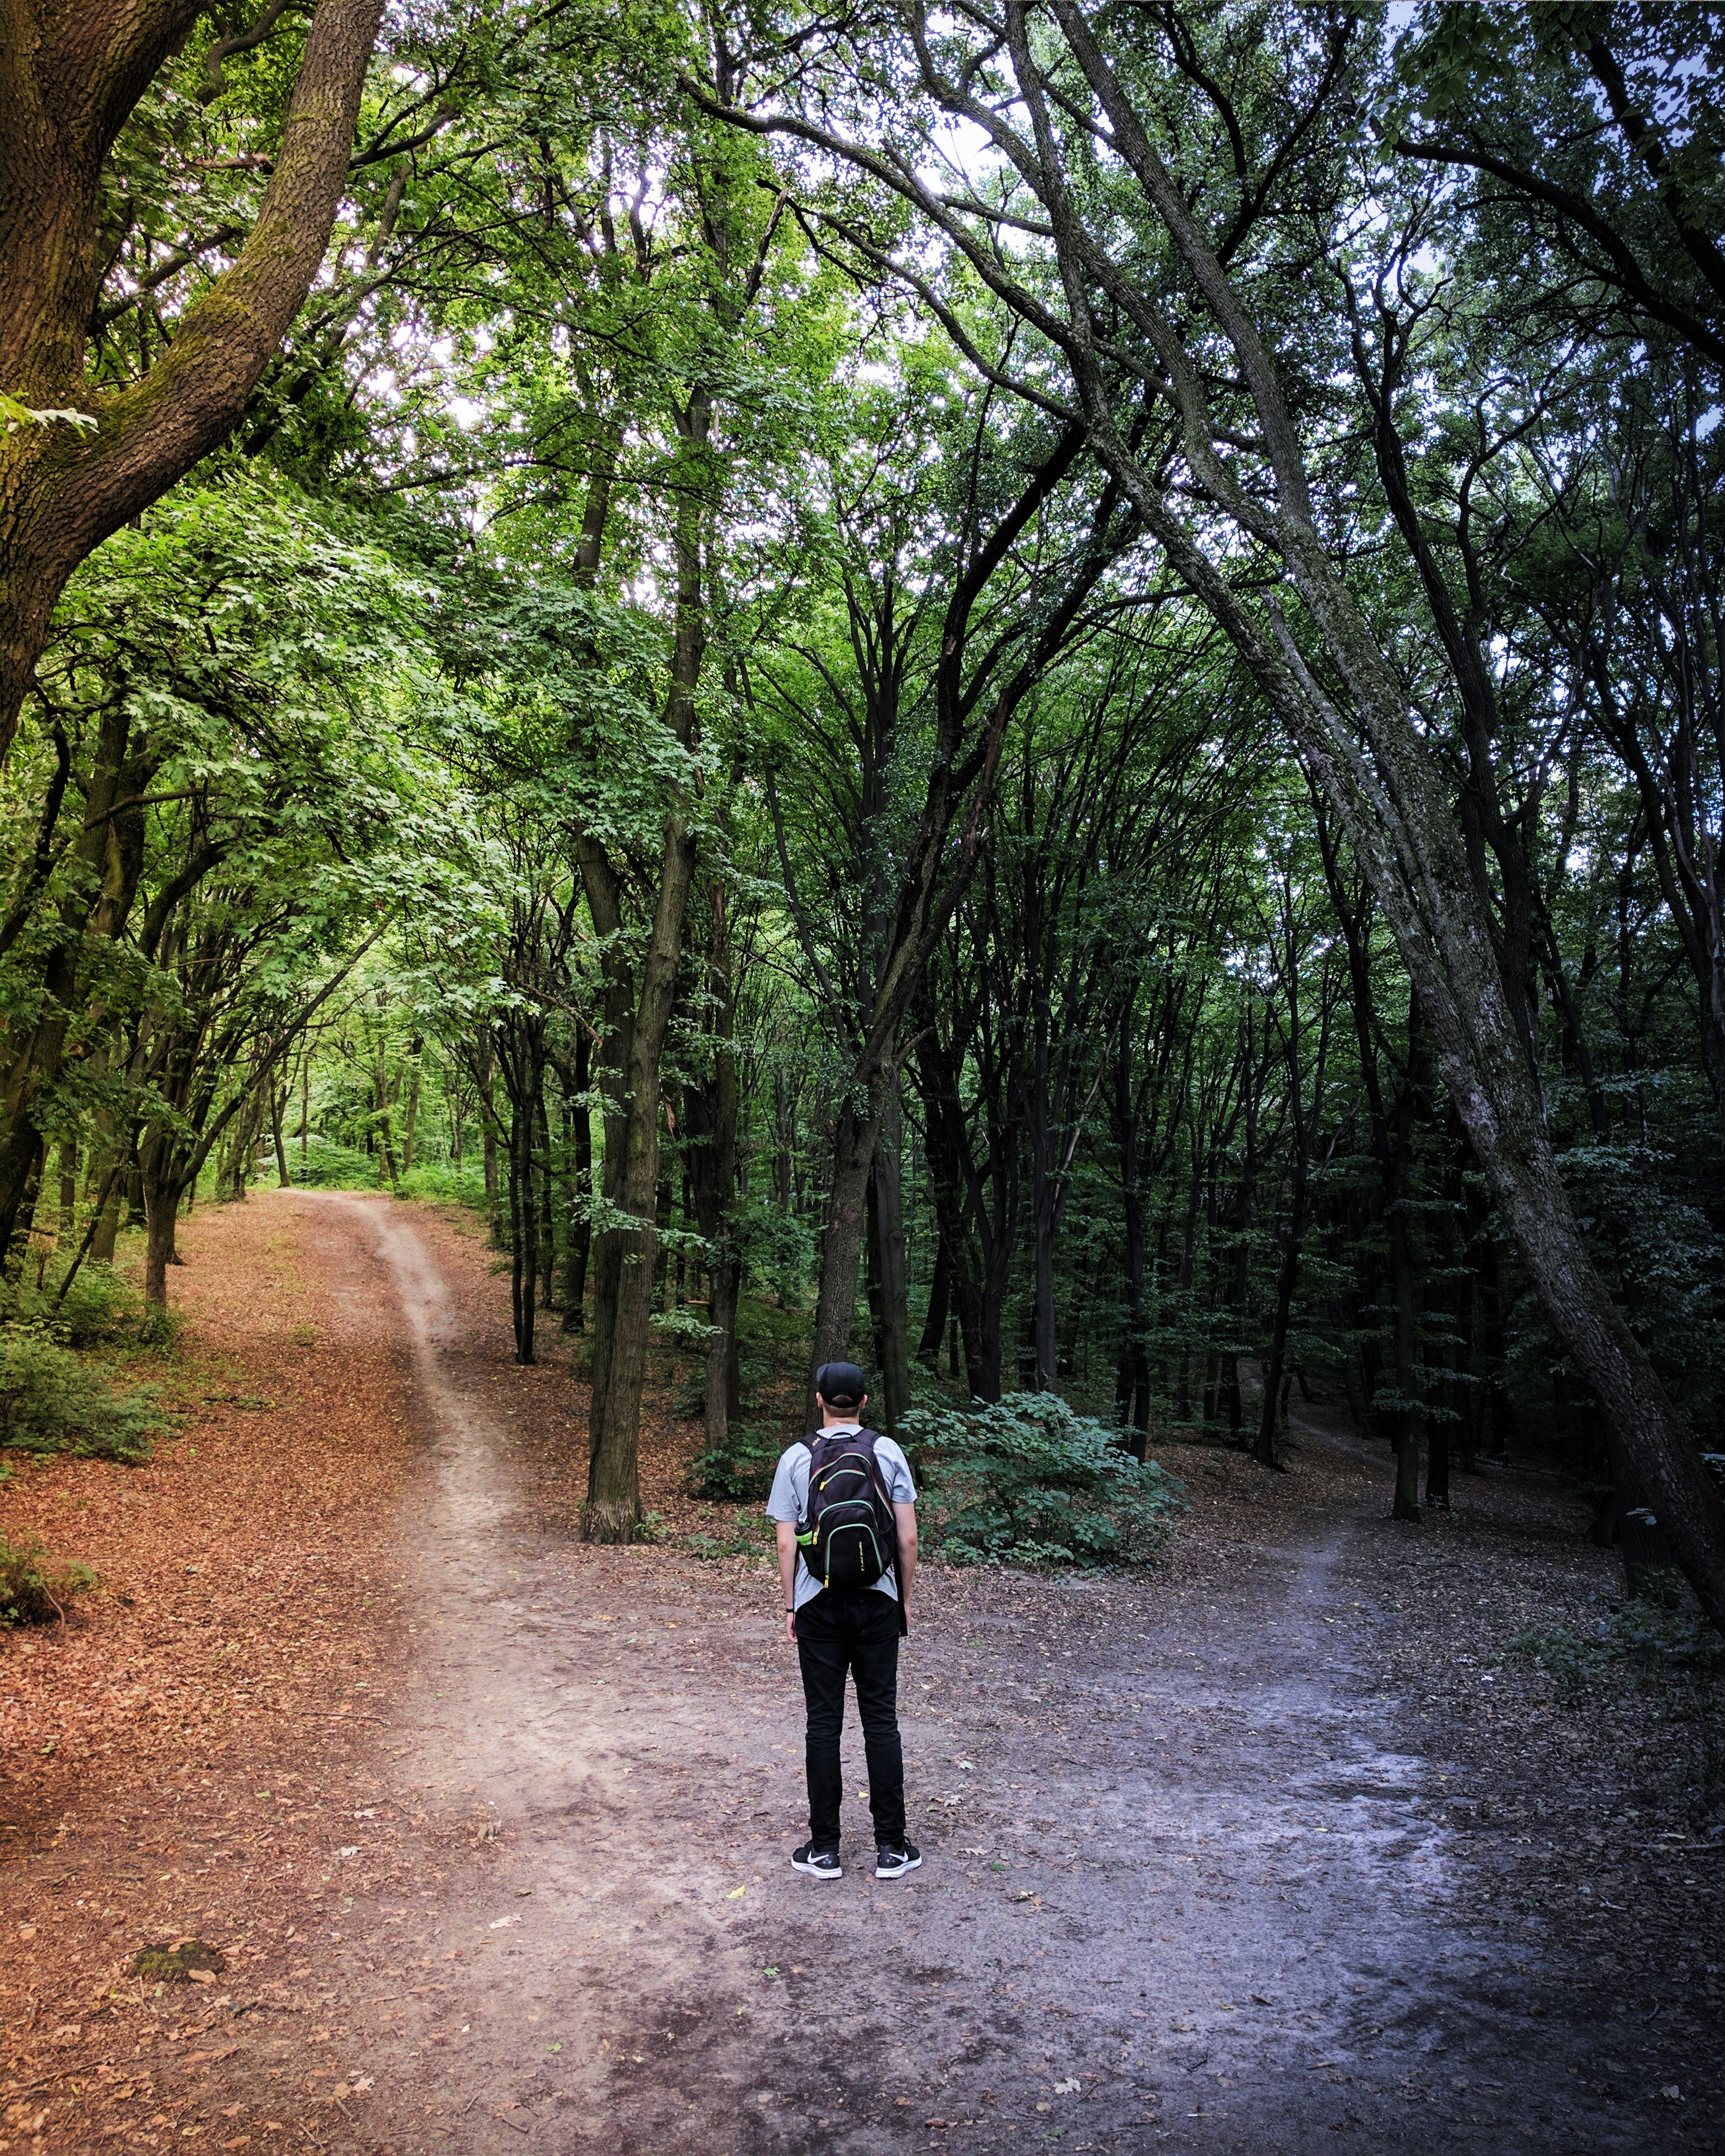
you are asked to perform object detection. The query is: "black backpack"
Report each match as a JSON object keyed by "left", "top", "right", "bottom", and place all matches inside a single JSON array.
[{"left": 796, "top": 1429, "right": 898, "bottom": 1592}]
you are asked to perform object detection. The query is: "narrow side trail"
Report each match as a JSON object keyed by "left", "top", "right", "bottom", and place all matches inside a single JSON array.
[{"left": 5, "top": 1192, "right": 1712, "bottom": 2156}]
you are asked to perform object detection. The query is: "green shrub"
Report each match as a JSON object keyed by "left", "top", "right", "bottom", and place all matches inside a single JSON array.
[
  {"left": 0, "top": 1532, "right": 97, "bottom": 1624},
  {"left": 282, "top": 1136, "right": 380, "bottom": 1190},
  {"left": 669, "top": 1359, "right": 707, "bottom": 1421},
  {"left": 0, "top": 1326, "right": 163, "bottom": 1462},
  {"left": 396, "top": 1159, "right": 493, "bottom": 1207},
  {"left": 685, "top": 1517, "right": 775, "bottom": 1562},
  {"left": 1508, "top": 1586, "right": 1724, "bottom": 1703},
  {"left": 4, "top": 1258, "right": 162, "bottom": 1352},
  {"left": 899, "top": 1392, "right": 1187, "bottom": 1570},
  {"left": 686, "top": 1420, "right": 784, "bottom": 1503}
]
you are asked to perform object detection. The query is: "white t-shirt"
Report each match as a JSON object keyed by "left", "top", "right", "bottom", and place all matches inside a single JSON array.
[{"left": 765, "top": 1424, "right": 917, "bottom": 1614}]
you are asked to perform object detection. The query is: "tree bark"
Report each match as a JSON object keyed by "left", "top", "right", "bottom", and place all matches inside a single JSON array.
[
  {"left": 918, "top": 1239, "right": 950, "bottom": 1367},
  {"left": 1113, "top": 1025, "right": 1151, "bottom": 1457},
  {"left": 142, "top": 1173, "right": 181, "bottom": 1307}
]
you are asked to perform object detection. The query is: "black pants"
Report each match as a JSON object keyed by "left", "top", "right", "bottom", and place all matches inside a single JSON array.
[{"left": 795, "top": 1588, "right": 905, "bottom": 1849}]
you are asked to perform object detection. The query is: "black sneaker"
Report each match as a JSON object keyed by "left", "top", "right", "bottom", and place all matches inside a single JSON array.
[
  {"left": 791, "top": 1842, "right": 843, "bottom": 1879},
  {"left": 874, "top": 1840, "right": 922, "bottom": 1879}
]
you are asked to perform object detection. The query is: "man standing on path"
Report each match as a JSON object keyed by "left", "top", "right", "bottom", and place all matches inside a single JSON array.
[{"left": 767, "top": 1361, "right": 921, "bottom": 1882}]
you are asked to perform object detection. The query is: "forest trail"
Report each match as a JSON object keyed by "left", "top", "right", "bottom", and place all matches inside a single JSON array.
[
  {"left": 304, "top": 1192, "right": 1700, "bottom": 2156},
  {"left": 5, "top": 1192, "right": 1713, "bottom": 2156}
]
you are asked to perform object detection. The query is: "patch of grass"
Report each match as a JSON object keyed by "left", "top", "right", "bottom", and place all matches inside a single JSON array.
[
  {"left": 0, "top": 1532, "right": 97, "bottom": 1625},
  {"left": 396, "top": 1160, "right": 494, "bottom": 1209},
  {"left": 900, "top": 1392, "right": 1188, "bottom": 1570},
  {"left": 129, "top": 1939, "right": 225, "bottom": 1983},
  {"left": 685, "top": 1516, "right": 774, "bottom": 1562}
]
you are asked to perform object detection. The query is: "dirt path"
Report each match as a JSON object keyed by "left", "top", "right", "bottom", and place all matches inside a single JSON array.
[{"left": 5, "top": 1192, "right": 1717, "bottom": 2155}]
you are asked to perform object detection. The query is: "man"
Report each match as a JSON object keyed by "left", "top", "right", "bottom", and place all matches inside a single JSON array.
[{"left": 766, "top": 1361, "right": 922, "bottom": 1881}]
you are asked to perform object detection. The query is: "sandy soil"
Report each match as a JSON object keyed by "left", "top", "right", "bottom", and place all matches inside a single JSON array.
[{"left": 2, "top": 1190, "right": 1719, "bottom": 2156}]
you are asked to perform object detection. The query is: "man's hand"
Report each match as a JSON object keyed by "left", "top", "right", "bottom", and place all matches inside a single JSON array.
[
  {"left": 894, "top": 1500, "right": 918, "bottom": 1603},
  {"left": 784, "top": 1607, "right": 797, "bottom": 1645}
]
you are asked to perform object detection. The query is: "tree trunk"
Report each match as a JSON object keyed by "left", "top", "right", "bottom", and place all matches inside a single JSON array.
[
  {"left": 139, "top": 1137, "right": 187, "bottom": 1308},
  {"left": 869, "top": 1083, "right": 912, "bottom": 1432},
  {"left": 1255, "top": 1165, "right": 1305, "bottom": 1470},
  {"left": 56, "top": 1136, "right": 76, "bottom": 1241},
  {"left": 584, "top": 412, "right": 710, "bottom": 1541},
  {"left": 809, "top": 1060, "right": 894, "bottom": 1403},
  {"left": 1030, "top": 963, "right": 1059, "bottom": 1392},
  {"left": 90, "top": 1172, "right": 122, "bottom": 1266},
  {"left": 690, "top": 895, "right": 740, "bottom": 1452},
  {"left": 374, "top": 1039, "right": 399, "bottom": 1186},
  {"left": 561, "top": 1034, "right": 592, "bottom": 1332},
  {"left": 1113, "top": 1025, "right": 1151, "bottom": 1457},
  {"left": 402, "top": 1035, "right": 424, "bottom": 1173},
  {"left": 270, "top": 1081, "right": 290, "bottom": 1189},
  {"left": 918, "top": 1239, "right": 950, "bottom": 1367},
  {"left": 479, "top": 1045, "right": 499, "bottom": 1231},
  {"left": 509, "top": 1085, "right": 537, "bottom": 1368},
  {"left": 538, "top": 1086, "right": 557, "bottom": 1311}
]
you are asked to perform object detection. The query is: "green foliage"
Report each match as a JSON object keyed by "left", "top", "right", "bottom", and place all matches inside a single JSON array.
[
  {"left": 5, "top": 1260, "right": 155, "bottom": 1353},
  {"left": 684, "top": 1515, "right": 775, "bottom": 1562},
  {"left": 1506, "top": 1589, "right": 1725, "bottom": 1704},
  {"left": 686, "top": 1421, "right": 783, "bottom": 1504},
  {"left": 0, "top": 1327, "right": 163, "bottom": 1464},
  {"left": 732, "top": 1202, "right": 816, "bottom": 1308},
  {"left": 0, "top": 1533, "right": 98, "bottom": 1626},
  {"left": 284, "top": 1137, "right": 386, "bottom": 1190},
  {"left": 901, "top": 1393, "right": 1187, "bottom": 1571},
  {"left": 653, "top": 1304, "right": 722, "bottom": 1348}
]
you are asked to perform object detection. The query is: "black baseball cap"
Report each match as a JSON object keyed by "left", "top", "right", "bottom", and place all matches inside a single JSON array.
[{"left": 815, "top": 1361, "right": 868, "bottom": 1409}]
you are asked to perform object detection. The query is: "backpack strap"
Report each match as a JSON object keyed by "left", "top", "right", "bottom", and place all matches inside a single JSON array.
[{"left": 857, "top": 1429, "right": 908, "bottom": 1626}]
